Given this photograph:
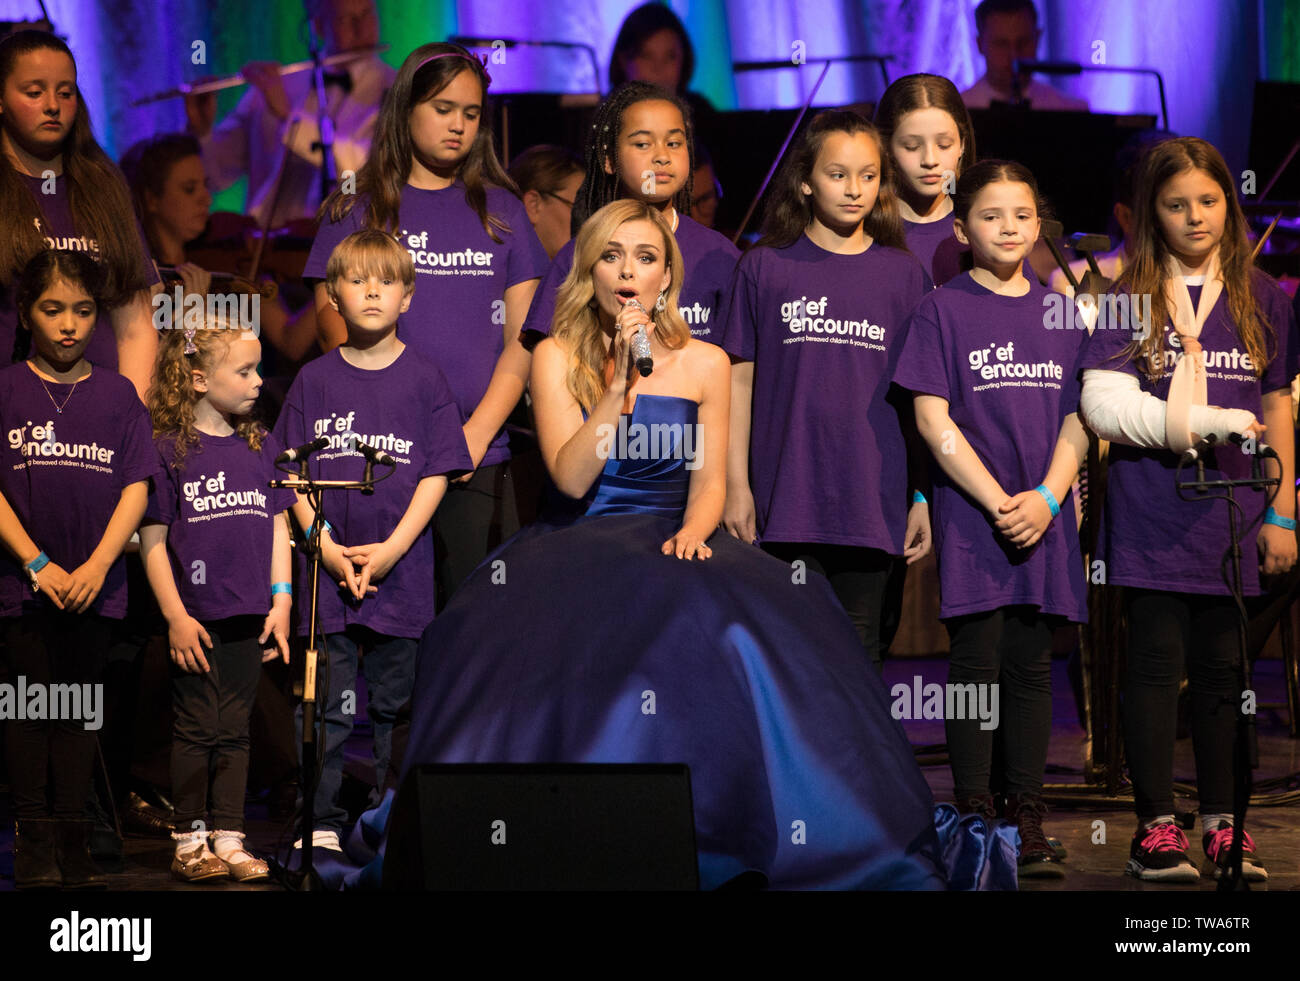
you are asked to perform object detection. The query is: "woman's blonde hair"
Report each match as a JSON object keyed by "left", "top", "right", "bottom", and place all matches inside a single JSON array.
[
  {"left": 552, "top": 200, "right": 689, "bottom": 411},
  {"left": 148, "top": 320, "right": 265, "bottom": 470}
]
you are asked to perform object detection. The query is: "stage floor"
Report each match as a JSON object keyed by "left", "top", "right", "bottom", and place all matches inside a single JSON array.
[
  {"left": 891, "top": 657, "right": 1300, "bottom": 891},
  {"left": 1, "top": 657, "right": 1296, "bottom": 892}
]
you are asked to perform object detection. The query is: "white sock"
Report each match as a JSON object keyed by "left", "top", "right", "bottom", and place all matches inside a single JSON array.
[
  {"left": 1201, "top": 813, "right": 1233, "bottom": 836},
  {"left": 211, "top": 831, "right": 249, "bottom": 863},
  {"left": 172, "top": 830, "right": 207, "bottom": 856},
  {"left": 1141, "top": 814, "right": 1175, "bottom": 830}
]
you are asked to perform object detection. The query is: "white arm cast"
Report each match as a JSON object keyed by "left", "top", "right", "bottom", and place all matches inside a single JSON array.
[{"left": 1080, "top": 368, "right": 1256, "bottom": 450}]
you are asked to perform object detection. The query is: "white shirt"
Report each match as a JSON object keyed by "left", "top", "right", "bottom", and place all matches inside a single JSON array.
[
  {"left": 961, "top": 77, "right": 1090, "bottom": 112},
  {"left": 201, "top": 54, "right": 396, "bottom": 225}
]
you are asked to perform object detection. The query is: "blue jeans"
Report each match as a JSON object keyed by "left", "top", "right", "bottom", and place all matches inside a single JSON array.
[{"left": 296, "top": 626, "right": 415, "bottom": 833}]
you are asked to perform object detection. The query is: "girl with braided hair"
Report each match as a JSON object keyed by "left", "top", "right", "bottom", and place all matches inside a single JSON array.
[{"left": 520, "top": 81, "right": 738, "bottom": 348}]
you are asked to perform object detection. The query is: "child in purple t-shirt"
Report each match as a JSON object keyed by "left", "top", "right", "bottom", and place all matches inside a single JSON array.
[
  {"left": 0, "top": 31, "right": 160, "bottom": 397},
  {"left": 720, "top": 110, "right": 932, "bottom": 671},
  {"left": 895, "top": 160, "right": 1089, "bottom": 879},
  {"left": 306, "top": 44, "right": 548, "bottom": 607},
  {"left": 275, "top": 230, "right": 471, "bottom": 850},
  {"left": 0, "top": 250, "right": 153, "bottom": 889},
  {"left": 519, "top": 81, "right": 740, "bottom": 348},
  {"left": 1078, "top": 138, "right": 1299, "bottom": 883},
  {"left": 874, "top": 73, "right": 975, "bottom": 287},
  {"left": 139, "top": 319, "right": 296, "bottom": 883}
]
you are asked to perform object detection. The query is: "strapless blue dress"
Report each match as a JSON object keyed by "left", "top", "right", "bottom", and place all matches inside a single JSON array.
[{"left": 358, "top": 395, "right": 1017, "bottom": 889}]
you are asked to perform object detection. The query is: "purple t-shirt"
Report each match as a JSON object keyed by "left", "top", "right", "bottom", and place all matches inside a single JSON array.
[
  {"left": 272, "top": 347, "right": 472, "bottom": 638},
  {"left": 304, "top": 182, "right": 548, "bottom": 468},
  {"left": 0, "top": 174, "right": 159, "bottom": 373},
  {"left": 1078, "top": 270, "right": 1299, "bottom": 596},
  {"left": 145, "top": 431, "right": 297, "bottom": 621},
  {"left": 893, "top": 273, "right": 1087, "bottom": 621},
  {"left": 903, "top": 215, "right": 967, "bottom": 287},
  {"left": 521, "top": 213, "right": 739, "bottom": 344},
  {"left": 720, "top": 235, "right": 930, "bottom": 551},
  {"left": 0, "top": 362, "right": 154, "bottom": 619}
]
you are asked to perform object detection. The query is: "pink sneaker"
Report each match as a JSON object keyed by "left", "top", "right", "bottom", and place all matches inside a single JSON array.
[
  {"left": 1201, "top": 821, "right": 1267, "bottom": 881},
  {"left": 1125, "top": 821, "right": 1198, "bottom": 882}
]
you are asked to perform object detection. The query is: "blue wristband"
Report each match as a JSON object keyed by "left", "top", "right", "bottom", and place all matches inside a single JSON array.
[
  {"left": 1034, "top": 485, "right": 1061, "bottom": 518},
  {"left": 1265, "top": 507, "right": 1296, "bottom": 530},
  {"left": 271, "top": 582, "right": 293, "bottom": 596},
  {"left": 25, "top": 551, "right": 49, "bottom": 573},
  {"left": 912, "top": 491, "right": 927, "bottom": 505},
  {"left": 321, "top": 519, "right": 333, "bottom": 536}
]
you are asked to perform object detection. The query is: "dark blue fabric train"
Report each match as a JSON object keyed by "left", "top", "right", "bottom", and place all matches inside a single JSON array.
[{"left": 354, "top": 394, "right": 1016, "bottom": 889}]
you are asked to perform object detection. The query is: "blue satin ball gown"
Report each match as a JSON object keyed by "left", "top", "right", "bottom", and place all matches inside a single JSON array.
[{"left": 397, "top": 394, "right": 1011, "bottom": 889}]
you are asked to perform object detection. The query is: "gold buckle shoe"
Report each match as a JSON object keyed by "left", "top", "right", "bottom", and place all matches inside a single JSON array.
[
  {"left": 171, "top": 840, "right": 230, "bottom": 883},
  {"left": 212, "top": 831, "right": 269, "bottom": 883}
]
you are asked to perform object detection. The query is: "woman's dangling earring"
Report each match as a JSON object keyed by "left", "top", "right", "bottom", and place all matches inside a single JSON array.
[{"left": 655, "top": 291, "right": 667, "bottom": 312}]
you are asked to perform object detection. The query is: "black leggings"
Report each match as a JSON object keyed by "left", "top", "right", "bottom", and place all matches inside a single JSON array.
[
  {"left": 944, "top": 606, "right": 1054, "bottom": 801},
  {"left": 761, "top": 543, "right": 898, "bottom": 670},
  {"left": 1123, "top": 588, "right": 1239, "bottom": 819},
  {"left": 170, "top": 615, "right": 264, "bottom": 832},
  {"left": 3, "top": 610, "right": 111, "bottom": 820}
]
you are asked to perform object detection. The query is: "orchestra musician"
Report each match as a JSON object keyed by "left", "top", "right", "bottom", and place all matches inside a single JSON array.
[{"left": 183, "top": 0, "right": 395, "bottom": 226}]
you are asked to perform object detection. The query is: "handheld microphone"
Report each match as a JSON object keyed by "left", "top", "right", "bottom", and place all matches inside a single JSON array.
[
  {"left": 1179, "top": 432, "right": 1217, "bottom": 468},
  {"left": 625, "top": 298, "right": 653, "bottom": 377},
  {"left": 276, "top": 435, "right": 330, "bottom": 465},
  {"left": 354, "top": 440, "right": 396, "bottom": 467},
  {"left": 631, "top": 328, "right": 653, "bottom": 377}
]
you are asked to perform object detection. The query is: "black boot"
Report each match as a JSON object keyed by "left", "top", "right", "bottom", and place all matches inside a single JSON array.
[
  {"left": 54, "top": 820, "right": 107, "bottom": 889},
  {"left": 1005, "top": 792, "right": 1065, "bottom": 880},
  {"left": 14, "top": 819, "right": 62, "bottom": 890}
]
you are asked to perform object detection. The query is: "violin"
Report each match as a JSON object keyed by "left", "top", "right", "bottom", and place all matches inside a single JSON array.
[{"left": 182, "top": 211, "right": 317, "bottom": 294}]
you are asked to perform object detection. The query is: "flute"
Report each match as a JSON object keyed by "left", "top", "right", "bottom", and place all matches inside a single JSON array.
[{"left": 131, "top": 45, "right": 389, "bottom": 106}]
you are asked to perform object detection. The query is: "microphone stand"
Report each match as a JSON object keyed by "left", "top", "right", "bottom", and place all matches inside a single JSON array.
[
  {"left": 449, "top": 36, "right": 606, "bottom": 162},
  {"left": 1009, "top": 65, "right": 1024, "bottom": 106},
  {"left": 1039, "top": 219, "right": 1114, "bottom": 322},
  {"left": 304, "top": 6, "right": 338, "bottom": 207},
  {"left": 449, "top": 35, "right": 604, "bottom": 97},
  {"left": 1176, "top": 436, "right": 1280, "bottom": 890},
  {"left": 1011, "top": 59, "right": 1169, "bottom": 129},
  {"left": 269, "top": 448, "right": 395, "bottom": 890}
]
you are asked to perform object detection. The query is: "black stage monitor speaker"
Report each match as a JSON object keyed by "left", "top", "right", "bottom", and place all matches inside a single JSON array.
[{"left": 383, "top": 763, "right": 698, "bottom": 890}]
